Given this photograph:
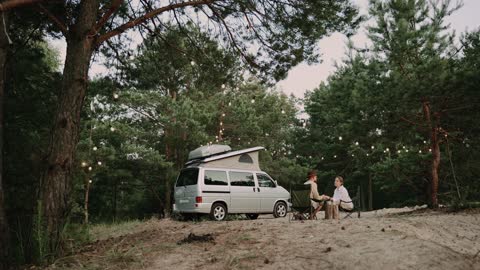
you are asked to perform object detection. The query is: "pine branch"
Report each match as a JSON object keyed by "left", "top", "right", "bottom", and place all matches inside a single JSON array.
[
  {"left": 91, "top": 0, "right": 123, "bottom": 35},
  {"left": 37, "top": 3, "right": 67, "bottom": 35},
  {"left": 96, "top": 0, "right": 214, "bottom": 45}
]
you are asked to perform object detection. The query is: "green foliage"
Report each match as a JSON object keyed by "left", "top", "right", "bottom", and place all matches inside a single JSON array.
[{"left": 298, "top": 0, "right": 480, "bottom": 209}]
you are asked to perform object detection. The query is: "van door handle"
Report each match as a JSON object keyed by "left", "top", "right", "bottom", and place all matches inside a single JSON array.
[
  {"left": 257, "top": 187, "right": 260, "bottom": 192},
  {"left": 253, "top": 187, "right": 256, "bottom": 192}
]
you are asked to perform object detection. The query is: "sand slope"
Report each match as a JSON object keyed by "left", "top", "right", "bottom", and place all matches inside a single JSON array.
[{"left": 45, "top": 208, "right": 480, "bottom": 270}]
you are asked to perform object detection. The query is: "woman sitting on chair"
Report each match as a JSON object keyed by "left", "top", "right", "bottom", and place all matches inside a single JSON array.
[
  {"left": 307, "top": 170, "right": 328, "bottom": 219},
  {"left": 328, "top": 176, "right": 353, "bottom": 211}
]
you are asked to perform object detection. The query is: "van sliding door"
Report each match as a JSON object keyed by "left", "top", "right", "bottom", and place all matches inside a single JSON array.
[{"left": 229, "top": 171, "right": 261, "bottom": 213}]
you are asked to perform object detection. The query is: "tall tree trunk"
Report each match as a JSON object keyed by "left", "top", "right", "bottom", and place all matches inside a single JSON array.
[
  {"left": 39, "top": 0, "right": 99, "bottom": 255},
  {"left": 368, "top": 172, "right": 373, "bottom": 211},
  {"left": 0, "top": 8, "right": 10, "bottom": 270},
  {"left": 83, "top": 177, "right": 90, "bottom": 225},
  {"left": 422, "top": 100, "right": 440, "bottom": 208}
]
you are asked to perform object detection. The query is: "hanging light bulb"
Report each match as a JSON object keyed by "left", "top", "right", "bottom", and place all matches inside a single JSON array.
[
  {"left": 366, "top": 153, "right": 370, "bottom": 156},
  {"left": 190, "top": 60, "right": 196, "bottom": 66},
  {"left": 339, "top": 136, "right": 343, "bottom": 141},
  {"left": 89, "top": 179, "right": 92, "bottom": 184},
  {"left": 88, "top": 166, "right": 93, "bottom": 171},
  {"left": 93, "top": 146, "right": 98, "bottom": 151},
  {"left": 97, "top": 161, "right": 102, "bottom": 166},
  {"left": 228, "top": 102, "right": 232, "bottom": 106},
  {"left": 402, "top": 146, "right": 406, "bottom": 149},
  {"left": 355, "top": 142, "right": 359, "bottom": 146},
  {"left": 405, "top": 149, "right": 409, "bottom": 153},
  {"left": 220, "top": 122, "right": 223, "bottom": 126},
  {"left": 429, "top": 148, "right": 432, "bottom": 152},
  {"left": 386, "top": 148, "right": 390, "bottom": 152},
  {"left": 419, "top": 150, "right": 422, "bottom": 153},
  {"left": 352, "top": 154, "right": 355, "bottom": 157},
  {"left": 397, "top": 150, "right": 401, "bottom": 153},
  {"left": 221, "top": 84, "right": 226, "bottom": 89},
  {"left": 333, "top": 155, "right": 337, "bottom": 158},
  {"left": 222, "top": 113, "right": 226, "bottom": 117},
  {"left": 281, "top": 109, "right": 285, "bottom": 114},
  {"left": 371, "top": 145, "right": 375, "bottom": 149},
  {"left": 265, "top": 133, "right": 269, "bottom": 136},
  {"left": 81, "top": 161, "right": 88, "bottom": 167},
  {"left": 309, "top": 155, "right": 312, "bottom": 159},
  {"left": 110, "top": 127, "right": 116, "bottom": 132},
  {"left": 113, "top": 93, "right": 119, "bottom": 100},
  {"left": 321, "top": 157, "right": 324, "bottom": 160},
  {"left": 251, "top": 98, "right": 255, "bottom": 104},
  {"left": 215, "top": 135, "right": 219, "bottom": 139},
  {"left": 423, "top": 140, "right": 427, "bottom": 144}
]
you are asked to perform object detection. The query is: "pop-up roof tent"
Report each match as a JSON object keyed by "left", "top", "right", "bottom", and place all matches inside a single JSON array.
[{"left": 186, "top": 145, "right": 265, "bottom": 171}]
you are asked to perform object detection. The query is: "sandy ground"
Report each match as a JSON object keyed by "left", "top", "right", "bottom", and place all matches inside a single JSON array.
[{"left": 47, "top": 207, "right": 480, "bottom": 270}]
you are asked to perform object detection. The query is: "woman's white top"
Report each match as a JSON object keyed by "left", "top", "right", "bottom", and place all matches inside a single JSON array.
[{"left": 332, "top": 185, "right": 354, "bottom": 209}]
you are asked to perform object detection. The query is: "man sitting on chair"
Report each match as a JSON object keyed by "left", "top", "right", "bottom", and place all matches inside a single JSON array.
[
  {"left": 324, "top": 176, "right": 353, "bottom": 219},
  {"left": 307, "top": 170, "right": 328, "bottom": 219}
]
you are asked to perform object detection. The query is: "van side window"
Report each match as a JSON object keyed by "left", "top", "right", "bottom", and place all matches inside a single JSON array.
[
  {"left": 257, "top": 174, "right": 276, "bottom": 188},
  {"left": 204, "top": 170, "right": 228, "bottom": 186},
  {"left": 176, "top": 168, "right": 199, "bottom": 186},
  {"left": 229, "top": 172, "right": 255, "bottom": 187}
]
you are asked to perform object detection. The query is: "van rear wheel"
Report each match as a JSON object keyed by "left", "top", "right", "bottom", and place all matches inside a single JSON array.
[
  {"left": 246, "top": 214, "right": 259, "bottom": 220},
  {"left": 273, "top": 202, "right": 287, "bottom": 218},
  {"left": 210, "top": 203, "right": 227, "bottom": 221}
]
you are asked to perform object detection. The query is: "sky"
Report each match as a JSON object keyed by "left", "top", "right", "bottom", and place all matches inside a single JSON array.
[
  {"left": 50, "top": 0, "right": 480, "bottom": 99},
  {"left": 276, "top": 0, "right": 480, "bottom": 97}
]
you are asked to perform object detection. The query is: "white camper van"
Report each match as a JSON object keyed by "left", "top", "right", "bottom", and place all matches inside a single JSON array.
[{"left": 173, "top": 145, "right": 291, "bottom": 221}]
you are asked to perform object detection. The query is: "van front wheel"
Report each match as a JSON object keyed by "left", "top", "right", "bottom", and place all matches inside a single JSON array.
[
  {"left": 273, "top": 202, "right": 287, "bottom": 218},
  {"left": 210, "top": 203, "right": 227, "bottom": 221}
]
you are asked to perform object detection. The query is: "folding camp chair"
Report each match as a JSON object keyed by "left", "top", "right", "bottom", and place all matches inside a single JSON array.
[
  {"left": 339, "top": 186, "right": 361, "bottom": 219},
  {"left": 289, "top": 185, "right": 318, "bottom": 221}
]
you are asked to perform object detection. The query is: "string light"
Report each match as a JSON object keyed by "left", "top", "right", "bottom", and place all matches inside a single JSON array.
[
  {"left": 113, "top": 93, "right": 119, "bottom": 100},
  {"left": 366, "top": 153, "right": 370, "bottom": 156},
  {"left": 251, "top": 98, "right": 255, "bottom": 104},
  {"left": 221, "top": 84, "right": 226, "bottom": 89},
  {"left": 355, "top": 142, "right": 359, "bottom": 146},
  {"left": 220, "top": 122, "right": 223, "bottom": 126},
  {"left": 397, "top": 150, "right": 401, "bottom": 153},
  {"left": 81, "top": 161, "right": 88, "bottom": 167},
  {"left": 88, "top": 166, "right": 93, "bottom": 171},
  {"left": 222, "top": 113, "right": 226, "bottom": 117},
  {"left": 386, "top": 148, "right": 390, "bottom": 152},
  {"left": 93, "top": 146, "right": 98, "bottom": 151},
  {"left": 190, "top": 60, "right": 196, "bottom": 66},
  {"left": 419, "top": 150, "right": 422, "bottom": 153},
  {"left": 405, "top": 149, "right": 409, "bottom": 153},
  {"left": 281, "top": 109, "right": 285, "bottom": 114},
  {"left": 429, "top": 148, "right": 432, "bottom": 152},
  {"left": 228, "top": 102, "right": 232, "bottom": 106},
  {"left": 423, "top": 140, "right": 427, "bottom": 144},
  {"left": 97, "top": 161, "right": 102, "bottom": 166},
  {"left": 333, "top": 155, "right": 337, "bottom": 158},
  {"left": 89, "top": 179, "right": 92, "bottom": 184},
  {"left": 351, "top": 154, "right": 355, "bottom": 157},
  {"left": 110, "top": 127, "right": 116, "bottom": 132},
  {"left": 321, "top": 157, "right": 324, "bottom": 160},
  {"left": 339, "top": 136, "right": 343, "bottom": 141},
  {"left": 371, "top": 145, "right": 375, "bottom": 149}
]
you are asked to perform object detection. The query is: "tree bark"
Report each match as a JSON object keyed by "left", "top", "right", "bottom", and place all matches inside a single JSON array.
[
  {"left": 422, "top": 100, "right": 440, "bottom": 208},
  {"left": 39, "top": 0, "right": 99, "bottom": 255},
  {"left": 0, "top": 7, "right": 10, "bottom": 270},
  {"left": 83, "top": 177, "right": 90, "bottom": 225},
  {"left": 368, "top": 172, "right": 373, "bottom": 211}
]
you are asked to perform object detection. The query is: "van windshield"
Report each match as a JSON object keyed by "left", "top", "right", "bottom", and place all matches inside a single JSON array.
[{"left": 176, "top": 168, "right": 199, "bottom": 187}]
